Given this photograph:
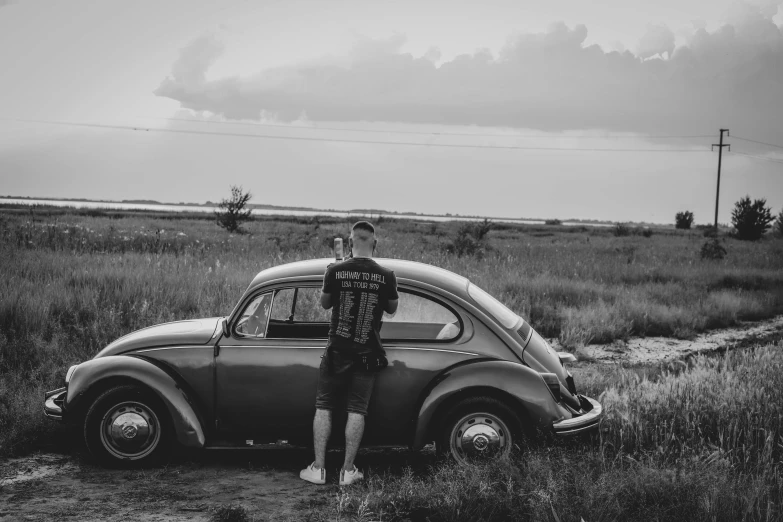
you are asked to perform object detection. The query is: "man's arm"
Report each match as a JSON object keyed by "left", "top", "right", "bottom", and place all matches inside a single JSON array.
[
  {"left": 384, "top": 298, "right": 398, "bottom": 315},
  {"left": 321, "top": 264, "right": 335, "bottom": 310},
  {"left": 385, "top": 270, "right": 399, "bottom": 314},
  {"left": 321, "top": 291, "right": 333, "bottom": 310}
]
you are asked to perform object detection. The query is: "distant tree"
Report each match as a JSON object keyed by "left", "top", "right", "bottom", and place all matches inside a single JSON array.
[
  {"left": 731, "top": 196, "right": 773, "bottom": 241},
  {"left": 675, "top": 211, "right": 694, "bottom": 230},
  {"left": 215, "top": 185, "right": 252, "bottom": 233},
  {"left": 775, "top": 208, "right": 783, "bottom": 237}
]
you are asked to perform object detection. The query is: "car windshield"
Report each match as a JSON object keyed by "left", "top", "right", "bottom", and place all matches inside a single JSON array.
[{"left": 467, "top": 283, "right": 523, "bottom": 330}]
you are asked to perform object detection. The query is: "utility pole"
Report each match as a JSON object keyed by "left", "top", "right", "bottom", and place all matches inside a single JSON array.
[{"left": 711, "top": 129, "right": 730, "bottom": 230}]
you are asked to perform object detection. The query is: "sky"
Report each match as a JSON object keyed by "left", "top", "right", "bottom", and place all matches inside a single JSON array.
[{"left": 0, "top": 0, "right": 782, "bottom": 223}]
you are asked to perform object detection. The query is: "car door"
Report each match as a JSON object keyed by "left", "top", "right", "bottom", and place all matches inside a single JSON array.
[
  {"left": 214, "top": 285, "right": 328, "bottom": 443},
  {"left": 363, "top": 287, "right": 479, "bottom": 445}
]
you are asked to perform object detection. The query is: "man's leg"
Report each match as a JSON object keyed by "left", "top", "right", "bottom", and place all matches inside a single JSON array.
[
  {"left": 342, "top": 412, "right": 365, "bottom": 471},
  {"left": 313, "top": 408, "right": 332, "bottom": 469},
  {"left": 342, "top": 369, "right": 376, "bottom": 472}
]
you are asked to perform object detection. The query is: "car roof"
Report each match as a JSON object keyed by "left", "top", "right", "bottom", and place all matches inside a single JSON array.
[{"left": 247, "top": 258, "right": 470, "bottom": 298}]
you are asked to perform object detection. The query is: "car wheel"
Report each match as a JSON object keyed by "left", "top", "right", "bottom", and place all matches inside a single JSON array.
[
  {"left": 437, "top": 396, "right": 523, "bottom": 466},
  {"left": 84, "top": 384, "right": 171, "bottom": 468}
]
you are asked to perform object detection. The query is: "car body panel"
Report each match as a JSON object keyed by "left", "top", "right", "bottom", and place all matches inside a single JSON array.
[
  {"left": 412, "top": 360, "right": 572, "bottom": 449},
  {"left": 521, "top": 330, "right": 581, "bottom": 410},
  {"left": 95, "top": 318, "right": 221, "bottom": 358},
  {"left": 67, "top": 355, "right": 206, "bottom": 447},
  {"left": 133, "top": 346, "right": 216, "bottom": 432}
]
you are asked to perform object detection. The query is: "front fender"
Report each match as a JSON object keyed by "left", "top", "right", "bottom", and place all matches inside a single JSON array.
[
  {"left": 67, "top": 356, "right": 206, "bottom": 448},
  {"left": 412, "top": 360, "right": 570, "bottom": 449}
]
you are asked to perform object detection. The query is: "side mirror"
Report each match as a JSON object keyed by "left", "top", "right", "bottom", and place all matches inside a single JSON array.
[{"left": 221, "top": 317, "right": 230, "bottom": 338}]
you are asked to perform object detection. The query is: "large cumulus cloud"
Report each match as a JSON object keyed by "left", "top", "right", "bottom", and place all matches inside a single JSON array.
[{"left": 155, "top": 2, "right": 783, "bottom": 141}]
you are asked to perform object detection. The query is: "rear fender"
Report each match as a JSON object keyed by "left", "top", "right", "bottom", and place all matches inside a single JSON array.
[
  {"left": 412, "top": 360, "right": 569, "bottom": 449},
  {"left": 67, "top": 356, "right": 206, "bottom": 448}
]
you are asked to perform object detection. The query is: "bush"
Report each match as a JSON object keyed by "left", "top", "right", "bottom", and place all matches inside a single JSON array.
[
  {"left": 614, "top": 223, "right": 631, "bottom": 237},
  {"left": 701, "top": 238, "right": 727, "bottom": 260},
  {"left": 445, "top": 219, "right": 492, "bottom": 257},
  {"left": 675, "top": 211, "right": 694, "bottom": 230},
  {"left": 545, "top": 218, "right": 562, "bottom": 226},
  {"left": 614, "top": 223, "right": 652, "bottom": 237},
  {"left": 731, "top": 196, "right": 773, "bottom": 241},
  {"left": 775, "top": 208, "right": 783, "bottom": 237},
  {"left": 215, "top": 186, "right": 252, "bottom": 234}
]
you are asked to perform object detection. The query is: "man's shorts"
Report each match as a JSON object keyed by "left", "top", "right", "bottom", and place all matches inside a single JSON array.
[{"left": 315, "top": 350, "right": 377, "bottom": 416}]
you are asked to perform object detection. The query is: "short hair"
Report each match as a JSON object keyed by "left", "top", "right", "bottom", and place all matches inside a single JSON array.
[{"left": 351, "top": 221, "right": 375, "bottom": 236}]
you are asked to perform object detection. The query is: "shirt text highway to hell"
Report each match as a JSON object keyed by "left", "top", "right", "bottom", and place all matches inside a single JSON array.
[{"left": 323, "top": 258, "right": 398, "bottom": 354}]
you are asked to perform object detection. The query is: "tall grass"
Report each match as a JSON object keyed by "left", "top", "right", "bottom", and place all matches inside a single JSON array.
[
  {"left": 306, "top": 344, "right": 783, "bottom": 521},
  {"left": 1, "top": 210, "right": 782, "bottom": 456}
]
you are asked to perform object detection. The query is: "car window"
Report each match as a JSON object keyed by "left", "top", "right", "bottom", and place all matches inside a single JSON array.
[
  {"left": 381, "top": 291, "right": 460, "bottom": 341},
  {"left": 270, "top": 288, "right": 295, "bottom": 322},
  {"left": 467, "top": 283, "right": 522, "bottom": 330},
  {"left": 295, "top": 288, "right": 331, "bottom": 322},
  {"left": 266, "top": 287, "right": 331, "bottom": 340},
  {"left": 234, "top": 292, "right": 273, "bottom": 338}
]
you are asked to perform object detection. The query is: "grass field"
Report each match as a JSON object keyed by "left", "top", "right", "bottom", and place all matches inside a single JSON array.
[{"left": 1, "top": 206, "right": 783, "bottom": 520}]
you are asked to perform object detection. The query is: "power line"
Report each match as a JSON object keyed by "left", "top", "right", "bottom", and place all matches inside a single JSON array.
[
  {"left": 729, "top": 151, "right": 783, "bottom": 165},
  {"left": 148, "top": 116, "right": 714, "bottom": 140},
  {"left": 732, "top": 136, "right": 783, "bottom": 151},
  {"left": 4, "top": 118, "right": 711, "bottom": 152}
]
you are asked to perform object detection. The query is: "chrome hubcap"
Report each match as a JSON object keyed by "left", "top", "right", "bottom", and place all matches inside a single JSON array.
[
  {"left": 100, "top": 401, "right": 160, "bottom": 460},
  {"left": 450, "top": 412, "right": 510, "bottom": 464}
]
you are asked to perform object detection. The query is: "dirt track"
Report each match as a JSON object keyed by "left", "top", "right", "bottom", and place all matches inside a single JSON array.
[
  {"left": 550, "top": 315, "right": 783, "bottom": 365},
  {"left": 0, "top": 447, "right": 441, "bottom": 521},
  {"left": 2, "top": 316, "right": 782, "bottom": 521}
]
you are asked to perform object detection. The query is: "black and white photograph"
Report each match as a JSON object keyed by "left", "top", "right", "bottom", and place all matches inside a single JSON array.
[{"left": 1, "top": 0, "right": 783, "bottom": 520}]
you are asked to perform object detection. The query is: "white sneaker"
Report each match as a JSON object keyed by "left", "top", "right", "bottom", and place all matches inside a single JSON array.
[
  {"left": 339, "top": 466, "right": 363, "bottom": 486},
  {"left": 300, "top": 462, "right": 326, "bottom": 485}
]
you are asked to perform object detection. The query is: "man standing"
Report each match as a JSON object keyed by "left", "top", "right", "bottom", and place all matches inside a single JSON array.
[{"left": 300, "top": 221, "right": 398, "bottom": 486}]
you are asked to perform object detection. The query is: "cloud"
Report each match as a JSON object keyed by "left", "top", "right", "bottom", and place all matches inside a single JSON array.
[
  {"left": 155, "top": 3, "right": 783, "bottom": 141},
  {"left": 637, "top": 23, "right": 675, "bottom": 59}
]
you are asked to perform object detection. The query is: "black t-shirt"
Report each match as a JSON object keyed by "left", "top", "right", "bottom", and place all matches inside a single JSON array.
[{"left": 322, "top": 257, "right": 399, "bottom": 354}]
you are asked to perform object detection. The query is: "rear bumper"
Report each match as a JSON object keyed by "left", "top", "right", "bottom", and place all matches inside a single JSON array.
[
  {"left": 552, "top": 395, "right": 602, "bottom": 436},
  {"left": 44, "top": 387, "right": 67, "bottom": 421}
]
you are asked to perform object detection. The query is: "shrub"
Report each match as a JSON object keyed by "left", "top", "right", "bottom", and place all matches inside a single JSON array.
[
  {"left": 675, "top": 211, "right": 694, "bottom": 230},
  {"left": 775, "top": 208, "right": 783, "bottom": 237},
  {"left": 701, "top": 238, "right": 727, "bottom": 260},
  {"left": 215, "top": 185, "right": 252, "bottom": 234},
  {"left": 614, "top": 222, "right": 631, "bottom": 236},
  {"left": 444, "top": 219, "right": 493, "bottom": 257},
  {"left": 731, "top": 196, "right": 773, "bottom": 241},
  {"left": 545, "top": 218, "right": 562, "bottom": 225}
]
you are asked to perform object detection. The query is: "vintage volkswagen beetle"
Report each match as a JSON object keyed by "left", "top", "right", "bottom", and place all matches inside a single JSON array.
[{"left": 45, "top": 258, "right": 602, "bottom": 467}]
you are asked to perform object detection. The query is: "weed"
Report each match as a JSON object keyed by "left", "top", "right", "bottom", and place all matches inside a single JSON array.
[
  {"left": 701, "top": 238, "right": 727, "bottom": 260},
  {"left": 211, "top": 504, "right": 252, "bottom": 522}
]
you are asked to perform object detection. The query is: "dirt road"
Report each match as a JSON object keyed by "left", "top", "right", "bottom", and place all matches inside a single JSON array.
[
  {"left": 3, "top": 316, "right": 782, "bottom": 521},
  {"left": 550, "top": 315, "right": 783, "bottom": 365},
  {"left": 1, "top": 447, "right": 439, "bottom": 521}
]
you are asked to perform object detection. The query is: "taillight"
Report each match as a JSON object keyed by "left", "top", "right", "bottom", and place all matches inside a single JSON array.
[{"left": 541, "top": 373, "right": 561, "bottom": 401}]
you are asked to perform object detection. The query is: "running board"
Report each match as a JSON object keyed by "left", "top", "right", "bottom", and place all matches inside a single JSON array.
[{"left": 204, "top": 440, "right": 304, "bottom": 450}]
